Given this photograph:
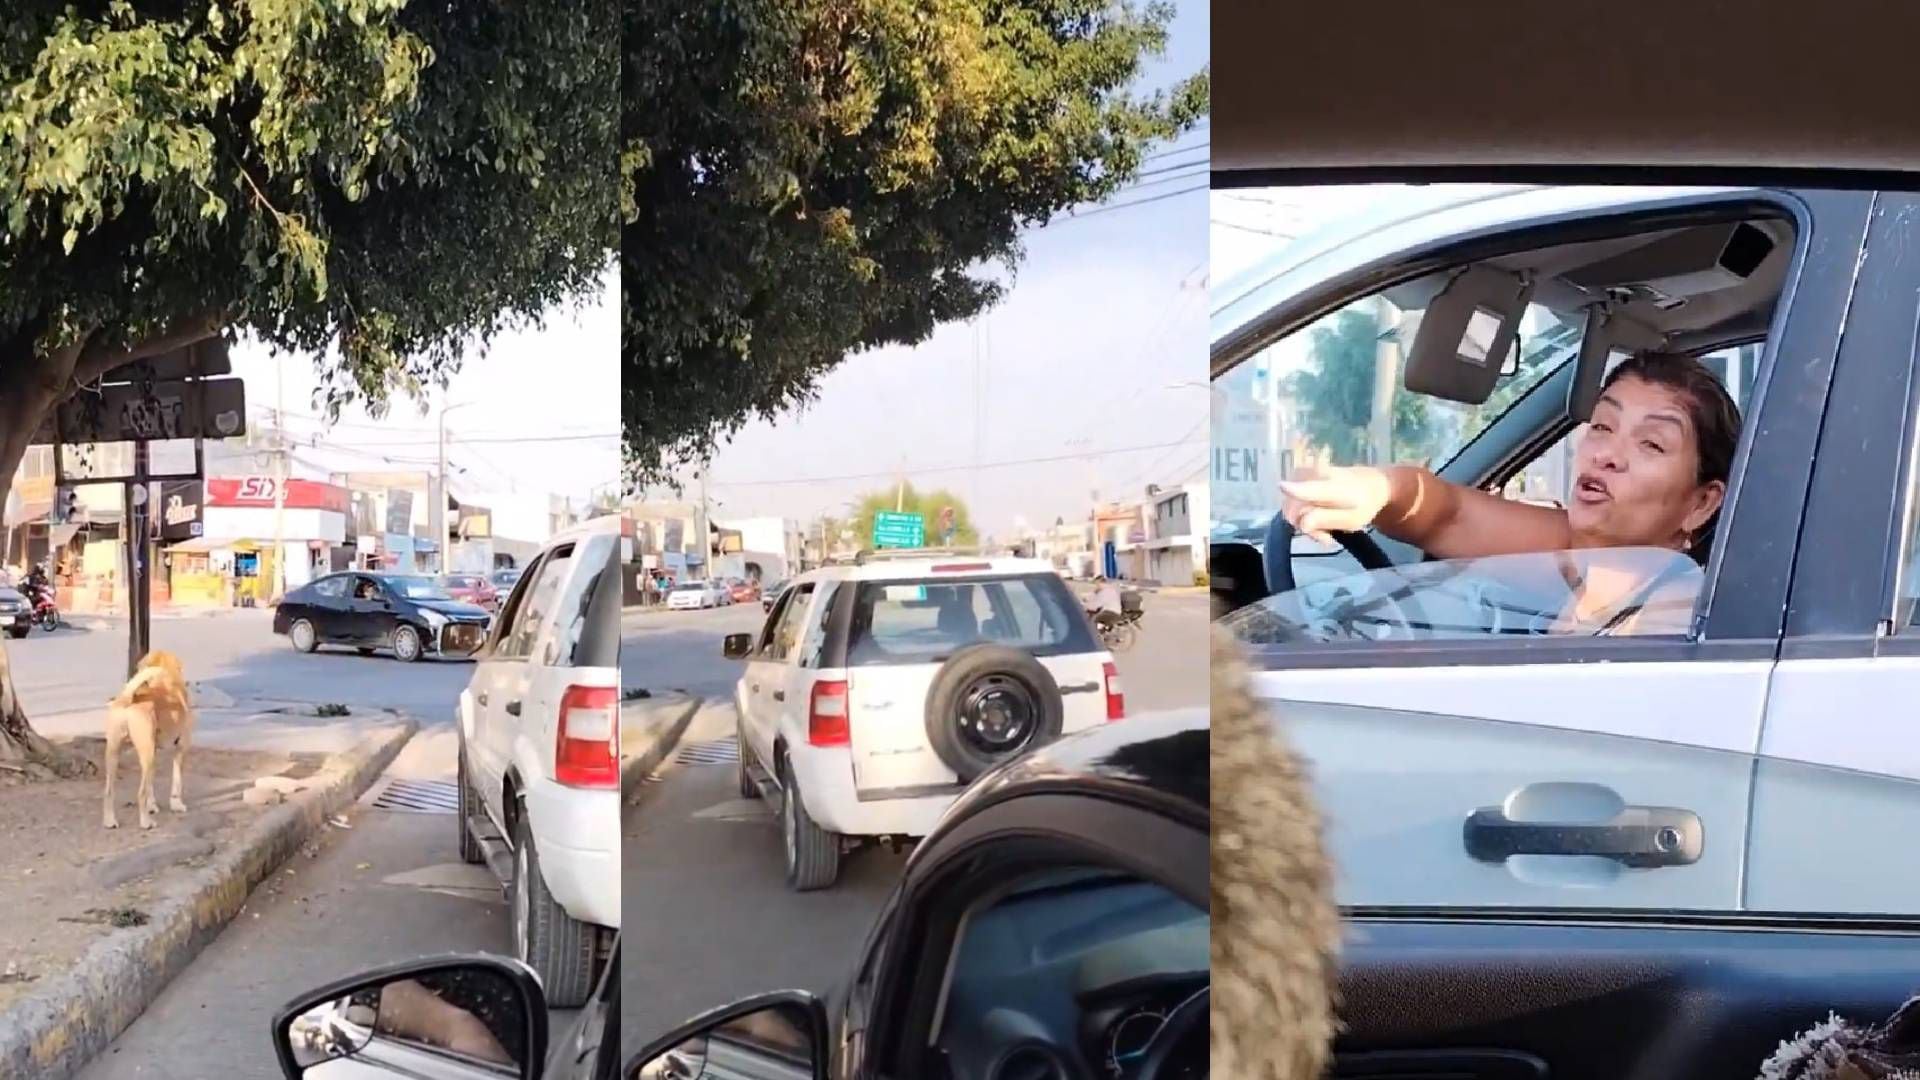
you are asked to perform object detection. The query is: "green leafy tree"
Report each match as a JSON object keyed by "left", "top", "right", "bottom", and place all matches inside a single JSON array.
[
  {"left": 850, "top": 483, "right": 978, "bottom": 550},
  {"left": 623, "top": 0, "right": 1209, "bottom": 487},
  {"left": 1288, "top": 309, "right": 1438, "bottom": 467},
  {"left": 0, "top": 2, "right": 616, "bottom": 778}
]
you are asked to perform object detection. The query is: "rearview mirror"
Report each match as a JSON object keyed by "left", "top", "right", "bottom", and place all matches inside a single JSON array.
[
  {"left": 272, "top": 955, "right": 547, "bottom": 1079},
  {"left": 722, "top": 633, "right": 754, "bottom": 660},
  {"left": 628, "top": 992, "right": 827, "bottom": 1080}
]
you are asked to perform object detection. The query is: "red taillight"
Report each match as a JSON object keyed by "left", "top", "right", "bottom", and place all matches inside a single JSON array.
[
  {"left": 555, "top": 685, "right": 619, "bottom": 788},
  {"left": 1102, "top": 662, "right": 1125, "bottom": 721},
  {"left": 809, "top": 680, "right": 850, "bottom": 747}
]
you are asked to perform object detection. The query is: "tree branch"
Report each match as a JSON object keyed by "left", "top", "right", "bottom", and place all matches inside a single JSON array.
[{"left": 72, "top": 314, "right": 223, "bottom": 387}]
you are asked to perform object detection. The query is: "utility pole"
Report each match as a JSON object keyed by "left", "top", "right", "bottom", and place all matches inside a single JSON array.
[
  {"left": 1370, "top": 294, "right": 1402, "bottom": 467},
  {"left": 271, "top": 354, "right": 287, "bottom": 603},
  {"left": 438, "top": 400, "right": 473, "bottom": 576},
  {"left": 694, "top": 467, "right": 710, "bottom": 579}
]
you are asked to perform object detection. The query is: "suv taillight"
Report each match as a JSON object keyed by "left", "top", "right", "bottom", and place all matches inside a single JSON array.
[
  {"left": 809, "top": 680, "right": 850, "bottom": 747},
  {"left": 1103, "top": 662, "right": 1125, "bottom": 721},
  {"left": 556, "top": 685, "right": 619, "bottom": 788}
]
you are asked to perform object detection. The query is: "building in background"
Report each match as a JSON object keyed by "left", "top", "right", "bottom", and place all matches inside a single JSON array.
[
  {"left": 711, "top": 515, "right": 802, "bottom": 584},
  {"left": 1142, "top": 481, "right": 1208, "bottom": 586}
]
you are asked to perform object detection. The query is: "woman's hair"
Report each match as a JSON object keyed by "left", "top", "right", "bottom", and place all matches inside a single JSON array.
[{"left": 1599, "top": 350, "right": 1743, "bottom": 563}]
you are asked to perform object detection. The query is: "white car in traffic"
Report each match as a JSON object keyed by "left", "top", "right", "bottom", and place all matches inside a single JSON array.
[
  {"left": 724, "top": 550, "right": 1123, "bottom": 890},
  {"left": 667, "top": 580, "right": 729, "bottom": 610},
  {"left": 456, "top": 515, "right": 622, "bottom": 1006}
]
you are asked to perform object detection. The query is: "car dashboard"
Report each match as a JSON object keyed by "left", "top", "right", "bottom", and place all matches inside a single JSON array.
[{"left": 931, "top": 876, "right": 1208, "bottom": 1080}]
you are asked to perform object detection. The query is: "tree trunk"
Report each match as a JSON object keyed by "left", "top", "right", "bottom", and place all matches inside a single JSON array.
[
  {"left": 0, "top": 316, "right": 218, "bottom": 781},
  {"left": 0, "top": 635, "right": 94, "bottom": 780}
]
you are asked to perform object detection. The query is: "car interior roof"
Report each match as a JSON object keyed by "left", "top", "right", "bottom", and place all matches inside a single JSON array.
[
  {"left": 1384, "top": 216, "right": 1794, "bottom": 343},
  {"left": 1214, "top": 2, "right": 1920, "bottom": 176}
]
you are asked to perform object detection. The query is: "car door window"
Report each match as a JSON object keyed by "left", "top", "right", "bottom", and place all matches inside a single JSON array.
[
  {"left": 796, "top": 583, "right": 837, "bottom": 668},
  {"left": 763, "top": 584, "right": 813, "bottom": 662},
  {"left": 497, "top": 545, "right": 572, "bottom": 661},
  {"left": 311, "top": 576, "right": 347, "bottom": 600}
]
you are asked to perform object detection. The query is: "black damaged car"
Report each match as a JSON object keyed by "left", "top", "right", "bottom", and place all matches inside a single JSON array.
[{"left": 273, "top": 572, "right": 492, "bottom": 663}]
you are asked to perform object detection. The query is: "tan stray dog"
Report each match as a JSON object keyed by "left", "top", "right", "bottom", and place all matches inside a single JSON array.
[{"left": 102, "top": 649, "right": 195, "bottom": 830}]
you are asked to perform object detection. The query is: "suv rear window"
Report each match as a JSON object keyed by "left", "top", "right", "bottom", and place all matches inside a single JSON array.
[{"left": 845, "top": 573, "right": 1094, "bottom": 666}]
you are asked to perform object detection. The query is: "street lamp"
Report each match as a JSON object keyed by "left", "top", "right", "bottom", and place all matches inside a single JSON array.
[{"left": 439, "top": 399, "right": 477, "bottom": 574}]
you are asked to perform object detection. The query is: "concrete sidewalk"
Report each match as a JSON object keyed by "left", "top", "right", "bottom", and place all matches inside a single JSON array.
[
  {"left": 0, "top": 714, "right": 417, "bottom": 1079},
  {"left": 620, "top": 693, "right": 701, "bottom": 800}
]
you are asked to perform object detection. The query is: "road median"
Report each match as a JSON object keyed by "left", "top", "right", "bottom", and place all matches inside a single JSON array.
[
  {"left": 0, "top": 716, "right": 418, "bottom": 1080},
  {"left": 620, "top": 693, "right": 701, "bottom": 801}
]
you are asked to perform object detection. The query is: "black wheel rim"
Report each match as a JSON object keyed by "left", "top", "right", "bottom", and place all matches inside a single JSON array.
[{"left": 956, "top": 674, "right": 1038, "bottom": 756}]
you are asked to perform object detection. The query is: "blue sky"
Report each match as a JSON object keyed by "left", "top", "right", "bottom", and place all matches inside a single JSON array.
[
  {"left": 226, "top": 274, "right": 621, "bottom": 504},
  {"left": 696, "top": 0, "right": 1211, "bottom": 539}
]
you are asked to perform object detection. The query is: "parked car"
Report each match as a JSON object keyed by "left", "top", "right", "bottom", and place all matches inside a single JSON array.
[
  {"left": 722, "top": 549, "right": 1121, "bottom": 889},
  {"left": 443, "top": 572, "right": 501, "bottom": 611},
  {"left": 758, "top": 580, "right": 785, "bottom": 613},
  {"left": 0, "top": 585, "right": 27, "bottom": 639},
  {"left": 665, "top": 580, "right": 726, "bottom": 610},
  {"left": 274, "top": 572, "right": 491, "bottom": 662},
  {"left": 727, "top": 577, "right": 759, "bottom": 604},
  {"left": 456, "top": 515, "right": 622, "bottom": 1008},
  {"left": 491, "top": 566, "right": 524, "bottom": 593},
  {"left": 272, "top": 709, "right": 1204, "bottom": 1080}
]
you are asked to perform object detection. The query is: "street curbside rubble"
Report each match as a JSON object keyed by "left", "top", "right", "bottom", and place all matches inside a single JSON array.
[{"left": 0, "top": 718, "right": 418, "bottom": 1080}]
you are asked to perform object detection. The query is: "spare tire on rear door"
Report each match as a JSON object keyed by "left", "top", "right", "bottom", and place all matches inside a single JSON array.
[{"left": 924, "top": 644, "right": 1064, "bottom": 783}]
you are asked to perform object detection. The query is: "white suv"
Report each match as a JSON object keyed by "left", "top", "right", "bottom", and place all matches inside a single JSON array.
[
  {"left": 723, "top": 550, "right": 1124, "bottom": 890},
  {"left": 456, "top": 515, "right": 621, "bottom": 1006}
]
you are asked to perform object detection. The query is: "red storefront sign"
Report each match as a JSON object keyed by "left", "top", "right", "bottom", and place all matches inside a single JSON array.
[{"left": 205, "top": 477, "right": 351, "bottom": 515}]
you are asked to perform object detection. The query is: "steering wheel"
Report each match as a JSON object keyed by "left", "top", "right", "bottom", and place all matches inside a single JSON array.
[
  {"left": 1262, "top": 510, "right": 1395, "bottom": 596},
  {"left": 1135, "top": 987, "right": 1207, "bottom": 1080}
]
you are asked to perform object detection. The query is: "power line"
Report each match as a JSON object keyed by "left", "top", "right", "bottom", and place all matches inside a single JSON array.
[
  {"left": 308, "top": 432, "right": 618, "bottom": 448},
  {"left": 1210, "top": 217, "right": 1297, "bottom": 240},
  {"left": 1050, "top": 183, "right": 1206, "bottom": 227},
  {"left": 709, "top": 436, "right": 1207, "bottom": 489},
  {"left": 1143, "top": 136, "right": 1209, "bottom": 164}
]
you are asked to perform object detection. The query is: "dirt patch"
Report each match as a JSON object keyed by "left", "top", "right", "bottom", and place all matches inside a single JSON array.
[{"left": 0, "top": 737, "right": 295, "bottom": 1012}]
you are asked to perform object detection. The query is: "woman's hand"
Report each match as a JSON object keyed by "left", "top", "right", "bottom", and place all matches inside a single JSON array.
[{"left": 1278, "top": 465, "right": 1397, "bottom": 545}]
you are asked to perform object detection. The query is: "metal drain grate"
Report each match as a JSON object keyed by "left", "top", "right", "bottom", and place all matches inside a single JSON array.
[
  {"left": 371, "top": 779, "right": 460, "bottom": 814},
  {"left": 674, "top": 737, "right": 739, "bottom": 766}
]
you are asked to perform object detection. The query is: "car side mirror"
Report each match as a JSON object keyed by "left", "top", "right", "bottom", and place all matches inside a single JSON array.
[
  {"left": 722, "top": 633, "right": 754, "bottom": 660},
  {"left": 626, "top": 991, "right": 828, "bottom": 1080},
  {"left": 271, "top": 954, "right": 547, "bottom": 1079}
]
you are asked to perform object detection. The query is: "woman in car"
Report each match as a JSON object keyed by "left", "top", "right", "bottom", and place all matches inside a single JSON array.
[{"left": 1279, "top": 351, "right": 1741, "bottom": 635}]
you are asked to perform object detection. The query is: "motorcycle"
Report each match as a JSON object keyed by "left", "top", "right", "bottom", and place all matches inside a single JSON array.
[
  {"left": 24, "top": 584, "right": 58, "bottom": 632},
  {"left": 1089, "top": 591, "right": 1144, "bottom": 652}
]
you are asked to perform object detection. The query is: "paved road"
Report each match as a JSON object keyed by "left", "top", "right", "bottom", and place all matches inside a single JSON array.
[
  {"left": 618, "top": 592, "right": 1206, "bottom": 1041},
  {"left": 4, "top": 611, "right": 569, "bottom": 1077},
  {"left": 6, "top": 609, "right": 476, "bottom": 724}
]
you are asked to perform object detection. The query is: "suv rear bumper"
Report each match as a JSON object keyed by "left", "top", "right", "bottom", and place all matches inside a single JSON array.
[
  {"left": 522, "top": 776, "right": 620, "bottom": 929},
  {"left": 788, "top": 743, "right": 957, "bottom": 837}
]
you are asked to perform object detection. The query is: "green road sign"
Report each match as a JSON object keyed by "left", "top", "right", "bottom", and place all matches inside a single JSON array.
[{"left": 872, "top": 511, "right": 925, "bottom": 549}]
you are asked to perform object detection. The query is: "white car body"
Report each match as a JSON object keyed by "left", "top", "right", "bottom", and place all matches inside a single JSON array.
[
  {"left": 734, "top": 553, "right": 1123, "bottom": 842},
  {"left": 667, "top": 580, "right": 728, "bottom": 610},
  {"left": 459, "top": 515, "right": 622, "bottom": 930},
  {"left": 1214, "top": 184, "right": 1920, "bottom": 916}
]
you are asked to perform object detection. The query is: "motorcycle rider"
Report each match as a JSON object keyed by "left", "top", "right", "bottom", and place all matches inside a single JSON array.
[
  {"left": 23, "top": 562, "right": 50, "bottom": 607},
  {"left": 1086, "top": 576, "right": 1123, "bottom": 632}
]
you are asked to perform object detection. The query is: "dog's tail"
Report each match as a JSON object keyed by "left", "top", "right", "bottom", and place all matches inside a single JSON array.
[{"left": 110, "top": 665, "right": 167, "bottom": 707}]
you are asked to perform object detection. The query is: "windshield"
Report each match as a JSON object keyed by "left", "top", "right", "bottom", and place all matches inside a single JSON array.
[
  {"left": 1223, "top": 547, "right": 1704, "bottom": 644},
  {"left": 1213, "top": 295, "right": 1576, "bottom": 537},
  {"left": 846, "top": 574, "right": 1095, "bottom": 665},
  {"left": 386, "top": 576, "right": 452, "bottom": 600},
  {"left": 673, "top": 583, "right": 705, "bottom": 593}
]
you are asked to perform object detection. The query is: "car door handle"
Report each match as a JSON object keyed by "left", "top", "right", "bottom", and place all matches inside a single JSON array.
[
  {"left": 506, "top": 700, "right": 521, "bottom": 717},
  {"left": 772, "top": 691, "right": 786, "bottom": 702},
  {"left": 1464, "top": 803, "right": 1703, "bottom": 868}
]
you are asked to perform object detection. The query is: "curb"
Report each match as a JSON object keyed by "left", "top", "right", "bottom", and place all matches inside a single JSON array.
[
  {"left": 0, "top": 718, "right": 420, "bottom": 1080},
  {"left": 620, "top": 696, "right": 701, "bottom": 802}
]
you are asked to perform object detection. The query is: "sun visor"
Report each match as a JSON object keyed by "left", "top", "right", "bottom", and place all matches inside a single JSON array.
[
  {"left": 1567, "top": 305, "right": 1667, "bottom": 421},
  {"left": 1405, "top": 266, "right": 1535, "bottom": 405}
]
